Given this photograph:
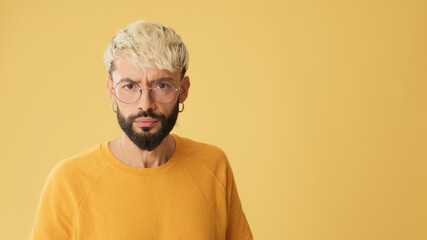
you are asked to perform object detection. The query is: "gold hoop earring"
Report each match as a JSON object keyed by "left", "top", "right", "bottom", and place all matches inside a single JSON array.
[
  {"left": 112, "top": 103, "right": 117, "bottom": 113},
  {"left": 179, "top": 102, "right": 184, "bottom": 113}
]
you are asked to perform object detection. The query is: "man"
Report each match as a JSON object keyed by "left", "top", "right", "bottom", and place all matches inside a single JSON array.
[{"left": 29, "top": 20, "right": 253, "bottom": 239}]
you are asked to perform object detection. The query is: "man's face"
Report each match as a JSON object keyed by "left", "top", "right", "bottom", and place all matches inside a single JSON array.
[{"left": 107, "top": 57, "right": 190, "bottom": 151}]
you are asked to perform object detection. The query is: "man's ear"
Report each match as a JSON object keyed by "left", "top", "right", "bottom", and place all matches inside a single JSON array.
[
  {"left": 106, "top": 77, "right": 116, "bottom": 104},
  {"left": 179, "top": 76, "right": 190, "bottom": 103}
]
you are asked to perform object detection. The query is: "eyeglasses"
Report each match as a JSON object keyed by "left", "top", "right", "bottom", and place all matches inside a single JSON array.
[{"left": 113, "top": 79, "right": 181, "bottom": 104}]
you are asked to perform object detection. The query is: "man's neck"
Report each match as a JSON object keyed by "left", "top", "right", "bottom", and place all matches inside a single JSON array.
[{"left": 109, "top": 134, "right": 175, "bottom": 168}]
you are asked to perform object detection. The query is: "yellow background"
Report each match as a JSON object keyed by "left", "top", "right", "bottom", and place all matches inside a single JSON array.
[{"left": 1, "top": 0, "right": 426, "bottom": 239}]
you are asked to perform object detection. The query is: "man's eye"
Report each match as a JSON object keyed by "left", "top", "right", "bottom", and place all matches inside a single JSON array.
[
  {"left": 156, "top": 82, "right": 171, "bottom": 90},
  {"left": 123, "top": 83, "right": 135, "bottom": 90}
]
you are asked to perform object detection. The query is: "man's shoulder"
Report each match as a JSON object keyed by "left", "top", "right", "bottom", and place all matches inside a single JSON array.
[
  {"left": 177, "top": 135, "right": 230, "bottom": 171},
  {"left": 35, "top": 143, "right": 111, "bottom": 217},
  {"left": 47, "top": 143, "right": 108, "bottom": 184},
  {"left": 178, "top": 135, "right": 227, "bottom": 159},
  {"left": 56, "top": 143, "right": 105, "bottom": 169}
]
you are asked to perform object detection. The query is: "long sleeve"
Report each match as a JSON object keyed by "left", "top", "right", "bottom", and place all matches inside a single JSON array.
[
  {"left": 29, "top": 160, "right": 81, "bottom": 240},
  {"left": 225, "top": 159, "right": 253, "bottom": 240}
]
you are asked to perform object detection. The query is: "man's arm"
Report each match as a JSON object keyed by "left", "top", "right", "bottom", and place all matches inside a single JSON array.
[
  {"left": 29, "top": 162, "right": 78, "bottom": 240},
  {"left": 225, "top": 160, "right": 254, "bottom": 240}
]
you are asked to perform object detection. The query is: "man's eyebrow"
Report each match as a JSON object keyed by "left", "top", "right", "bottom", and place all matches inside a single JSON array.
[
  {"left": 118, "top": 77, "right": 174, "bottom": 83},
  {"left": 118, "top": 77, "right": 137, "bottom": 82},
  {"left": 150, "top": 77, "right": 174, "bottom": 83}
]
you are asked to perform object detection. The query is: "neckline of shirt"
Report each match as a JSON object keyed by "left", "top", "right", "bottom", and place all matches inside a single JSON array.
[{"left": 100, "top": 134, "right": 182, "bottom": 176}]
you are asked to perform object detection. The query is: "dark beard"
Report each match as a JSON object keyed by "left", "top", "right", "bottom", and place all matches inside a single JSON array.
[{"left": 117, "top": 101, "right": 179, "bottom": 151}]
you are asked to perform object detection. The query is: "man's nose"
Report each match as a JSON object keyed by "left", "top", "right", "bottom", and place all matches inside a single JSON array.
[{"left": 137, "top": 88, "right": 155, "bottom": 111}]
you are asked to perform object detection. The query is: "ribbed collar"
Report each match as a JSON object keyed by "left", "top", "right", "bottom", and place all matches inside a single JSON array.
[{"left": 100, "top": 134, "right": 182, "bottom": 176}]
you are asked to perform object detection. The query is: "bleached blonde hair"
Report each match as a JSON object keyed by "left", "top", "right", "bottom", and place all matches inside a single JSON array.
[{"left": 103, "top": 20, "right": 189, "bottom": 77}]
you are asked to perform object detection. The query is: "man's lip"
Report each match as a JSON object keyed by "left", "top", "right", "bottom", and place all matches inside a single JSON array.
[{"left": 134, "top": 118, "right": 158, "bottom": 127}]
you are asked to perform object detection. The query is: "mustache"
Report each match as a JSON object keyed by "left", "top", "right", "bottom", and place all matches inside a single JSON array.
[{"left": 126, "top": 109, "right": 166, "bottom": 122}]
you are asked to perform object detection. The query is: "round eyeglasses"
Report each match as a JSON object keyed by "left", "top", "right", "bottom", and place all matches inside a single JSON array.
[{"left": 113, "top": 79, "right": 181, "bottom": 104}]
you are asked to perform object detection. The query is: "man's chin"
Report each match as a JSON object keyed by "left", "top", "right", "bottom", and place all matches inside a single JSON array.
[
  {"left": 133, "top": 122, "right": 161, "bottom": 132},
  {"left": 133, "top": 125, "right": 160, "bottom": 134},
  {"left": 141, "top": 127, "right": 151, "bottom": 132}
]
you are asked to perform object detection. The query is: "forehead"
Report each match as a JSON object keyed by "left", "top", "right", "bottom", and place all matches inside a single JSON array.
[{"left": 111, "top": 57, "right": 179, "bottom": 82}]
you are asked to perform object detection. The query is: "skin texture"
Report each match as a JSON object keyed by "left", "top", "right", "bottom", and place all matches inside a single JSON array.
[{"left": 106, "top": 57, "right": 190, "bottom": 168}]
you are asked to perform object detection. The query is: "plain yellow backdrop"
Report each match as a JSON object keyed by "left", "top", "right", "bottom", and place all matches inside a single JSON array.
[{"left": 1, "top": 0, "right": 426, "bottom": 239}]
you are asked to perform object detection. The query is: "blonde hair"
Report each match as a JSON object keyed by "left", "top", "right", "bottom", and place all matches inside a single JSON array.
[{"left": 103, "top": 20, "right": 189, "bottom": 76}]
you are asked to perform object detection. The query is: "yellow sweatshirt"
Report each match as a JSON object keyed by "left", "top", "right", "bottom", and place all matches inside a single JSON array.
[{"left": 29, "top": 134, "right": 253, "bottom": 239}]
